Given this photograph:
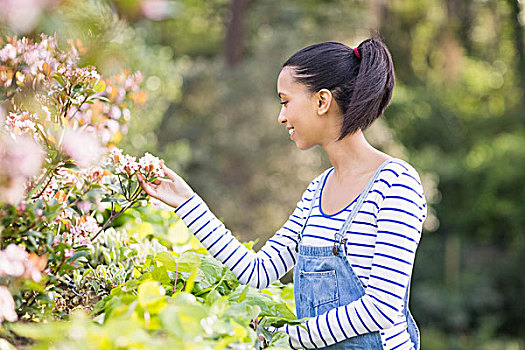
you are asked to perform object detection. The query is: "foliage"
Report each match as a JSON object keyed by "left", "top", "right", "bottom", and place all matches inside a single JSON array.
[
  {"left": 11, "top": 247, "right": 296, "bottom": 349},
  {"left": 0, "top": 33, "right": 296, "bottom": 349},
  {"left": 0, "top": 33, "right": 162, "bottom": 324}
]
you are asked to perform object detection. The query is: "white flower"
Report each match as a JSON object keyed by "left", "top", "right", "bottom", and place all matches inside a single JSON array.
[
  {"left": 6, "top": 112, "right": 37, "bottom": 134},
  {"left": 138, "top": 152, "right": 163, "bottom": 178},
  {"left": 0, "top": 44, "right": 17, "bottom": 61}
]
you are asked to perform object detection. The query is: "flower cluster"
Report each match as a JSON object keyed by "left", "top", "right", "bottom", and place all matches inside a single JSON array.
[
  {"left": 0, "top": 35, "right": 73, "bottom": 80},
  {"left": 107, "top": 147, "right": 163, "bottom": 179},
  {"left": 68, "top": 215, "right": 99, "bottom": 246},
  {"left": 5, "top": 111, "right": 38, "bottom": 134},
  {"left": 1, "top": 34, "right": 146, "bottom": 153},
  {"left": 0, "top": 243, "right": 46, "bottom": 323},
  {"left": 0, "top": 34, "right": 154, "bottom": 323}
]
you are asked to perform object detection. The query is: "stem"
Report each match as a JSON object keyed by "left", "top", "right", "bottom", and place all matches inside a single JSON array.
[
  {"left": 118, "top": 176, "right": 127, "bottom": 197},
  {"left": 69, "top": 95, "right": 89, "bottom": 120},
  {"left": 35, "top": 123, "right": 51, "bottom": 149},
  {"left": 68, "top": 184, "right": 92, "bottom": 209},
  {"left": 127, "top": 174, "right": 132, "bottom": 199},
  {"left": 31, "top": 167, "right": 57, "bottom": 200},
  {"left": 91, "top": 200, "right": 135, "bottom": 241},
  {"left": 91, "top": 177, "right": 145, "bottom": 241}
]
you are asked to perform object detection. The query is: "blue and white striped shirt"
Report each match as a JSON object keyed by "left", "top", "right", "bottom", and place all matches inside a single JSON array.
[{"left": 174, "top": 159, "right": 426, "bottom": 349}]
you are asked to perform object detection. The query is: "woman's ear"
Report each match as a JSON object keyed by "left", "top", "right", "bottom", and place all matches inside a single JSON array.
[{"left": 316, "top": 89, "right": 332, "bottom": 116}]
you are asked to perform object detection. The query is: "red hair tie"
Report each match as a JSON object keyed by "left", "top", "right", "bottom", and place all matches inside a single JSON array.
[{"left": 353, "top": 47, "right": 361, "bottom": 59}]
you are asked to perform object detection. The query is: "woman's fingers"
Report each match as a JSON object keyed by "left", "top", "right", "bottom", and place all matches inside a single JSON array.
[
  {"left": 160, "top": 161, "right": 179, "bottom": 182},
  {"left": 137, "top": 173, "right": 154, "bottom": 195}
]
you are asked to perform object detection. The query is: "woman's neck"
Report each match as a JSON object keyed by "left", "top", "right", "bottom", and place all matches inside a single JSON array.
[{"left": 321, "top": 131, "right": 389, "bottom": 181}]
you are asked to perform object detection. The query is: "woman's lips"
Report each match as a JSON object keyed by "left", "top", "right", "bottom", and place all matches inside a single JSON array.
[{"left": 288, "top": 127, "right": 295, "bottom": 139}]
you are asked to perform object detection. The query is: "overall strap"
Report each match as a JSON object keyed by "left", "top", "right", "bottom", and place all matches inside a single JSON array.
[
  {"left": 295, "top": 170, "right": 330, "bottom": 252},
  {"left": 333, "top": 159, "right": 394, "bottom": 255}
]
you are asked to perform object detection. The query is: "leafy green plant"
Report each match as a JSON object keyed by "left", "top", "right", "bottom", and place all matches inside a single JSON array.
[{"left": 10, "top": 246, "right": 297, "bottom": 349}]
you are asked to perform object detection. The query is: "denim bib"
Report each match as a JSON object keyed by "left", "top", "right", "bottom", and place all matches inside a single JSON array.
[{"left": 294, "top": 160, "right": 420, "bottom": 349}]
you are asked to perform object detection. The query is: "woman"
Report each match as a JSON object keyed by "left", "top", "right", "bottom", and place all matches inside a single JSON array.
[{"left": 138, "top": 38, "right": 426, "bottom": 349}]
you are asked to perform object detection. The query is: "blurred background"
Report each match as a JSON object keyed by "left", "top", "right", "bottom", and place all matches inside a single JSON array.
[{"left": 1, "top": 0, "right": 524, "bottom": 348}]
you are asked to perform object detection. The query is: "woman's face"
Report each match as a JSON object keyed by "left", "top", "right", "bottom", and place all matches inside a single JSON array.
[{"left": 277, "top": 67, "right": 322, "bottom": 150}]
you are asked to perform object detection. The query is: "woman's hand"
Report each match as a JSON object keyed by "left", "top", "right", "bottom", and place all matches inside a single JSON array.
[{"left": 136, "top": 161, "right": 195, "bottom": 209}]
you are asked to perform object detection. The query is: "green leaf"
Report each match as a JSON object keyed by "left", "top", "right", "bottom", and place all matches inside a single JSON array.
[
  {"left": 176, "top": 252, "right": 202, "bottom": 273},
  {"left": 238, "top": 284, "right": 249, "bottom": 302},
  {"left": 69, "top": 250, "right": 90, "bottom": 261},
  {"left": 262, "top": 316, "right": 309, "bottom": 328},
  {"left": 267, "top": 330, "right": 292, "bottom": 349},
  {"left": 101, "top": 197, "right": 120, "bottom": 202},
  {"left": 72, "top": 84, "right": 83, "bottom": 93},
  {"left": 151, "top": 266, "right": 170, "bottom": 286},
  {"left": 154, "top": 252, "right": 178, "bottom": 271},
  {"left": 52, "top": 73, "right": 66, "bottom": 87},
  {"left": 28, "top": 229, "right": 43, "bottom": 238}
]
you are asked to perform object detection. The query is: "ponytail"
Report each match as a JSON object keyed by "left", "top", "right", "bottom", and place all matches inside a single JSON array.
[{"left": 339, "top": 38, "right": 395, "bottom": 139}]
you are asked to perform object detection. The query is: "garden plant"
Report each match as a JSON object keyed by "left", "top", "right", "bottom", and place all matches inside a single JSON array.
[{"left": 0, "top": 34, "right": 296, "bottom": 349}]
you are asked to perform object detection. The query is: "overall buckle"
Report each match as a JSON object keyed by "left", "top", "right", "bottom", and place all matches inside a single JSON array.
[{"left": 333, "top": 238, "right": 348, "bottom": 256}]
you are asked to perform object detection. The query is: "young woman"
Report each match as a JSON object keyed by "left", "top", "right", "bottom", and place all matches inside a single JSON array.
[{"left": 137, "top": 38, "right": 426, "bottom": 350}]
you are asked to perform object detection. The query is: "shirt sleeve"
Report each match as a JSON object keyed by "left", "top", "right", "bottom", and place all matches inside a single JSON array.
[
  {"left": 283, "top": 165, "right": 427, "bottom": 349},
  {"left": 173, "top": 176, "right": 321, "bottom": 289}
]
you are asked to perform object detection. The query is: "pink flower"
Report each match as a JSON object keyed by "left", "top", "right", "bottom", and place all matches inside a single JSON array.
[
  {"left": 0, "top": 286, "right": 17, "bottom": 323},
  {"left": 0, "top": 244, "right": 42, "bottom": 283},
  {"left": 0, "top": 135, "right": 44, "bottom": 204},
  {"left": 1, "top": 136, "right": 44, "bottom": 177},
  {"left": 77, "top": 200, "right": 91, "bottom": 213},
  {"left": 69, "top": 215, "right": 98, "bottom": 245},
  {"left": 0, "top": 244, "right": 28, "bottom": 277},
  {"left": 61, "top": 129, "right": 103, "bottom": 168},
  {"left": 109, "top": 106, "right": 121, "bottom": 119},
  {"left": 0, "top": 181, "right": 26, "bottom": 206},
  {"left": 105, "top": 119, "right": 120, "bottom": 135},
  {"left": 140, "top": 0, "right": 172, "bottom": 21},
  {"left": 115, "top": 154, "right": 139, "bottom": 175},
  {"left": 0, "top": 43, "right": 17, "bottom": 61}
]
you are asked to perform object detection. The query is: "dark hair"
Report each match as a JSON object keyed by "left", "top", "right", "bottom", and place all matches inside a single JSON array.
[{"left": 282, "top": 38, "right": 395, "bottom": 139}]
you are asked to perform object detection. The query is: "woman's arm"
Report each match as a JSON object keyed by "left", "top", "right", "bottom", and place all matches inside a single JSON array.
[
  {"left": 283, "top": 165, "right": 427, "bottom": 349},
  {"left": 173, "top": 191, "right": 308, "bottom": 288},
  {"left": 139, "top": 162, "right": 322, "bottom": 289}
]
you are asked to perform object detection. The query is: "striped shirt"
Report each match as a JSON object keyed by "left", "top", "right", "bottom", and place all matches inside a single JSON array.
[{"left": 174, "top": 159, "right": 426, "bottom": 349}]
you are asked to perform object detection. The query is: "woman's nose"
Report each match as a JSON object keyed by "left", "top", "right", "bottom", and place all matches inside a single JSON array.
[{"left": 278, "top": 113, "right": 287, "bottom": 124}]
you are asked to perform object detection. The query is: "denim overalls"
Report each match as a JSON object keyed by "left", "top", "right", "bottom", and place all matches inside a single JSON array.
[{"left": 293, "top": 160, "right": 420, "bottom": 349}]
